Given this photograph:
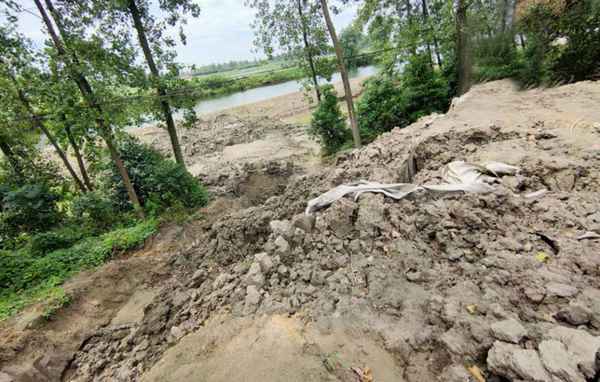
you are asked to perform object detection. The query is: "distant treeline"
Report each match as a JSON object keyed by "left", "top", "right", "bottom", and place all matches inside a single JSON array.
[{"left": 188, "top": 55, "right": 292, "bottom": 76}]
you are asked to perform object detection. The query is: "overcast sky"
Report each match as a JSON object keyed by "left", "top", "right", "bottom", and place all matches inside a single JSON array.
[{"left": 8, "top": 0, "right": 358, "bottom": 66}]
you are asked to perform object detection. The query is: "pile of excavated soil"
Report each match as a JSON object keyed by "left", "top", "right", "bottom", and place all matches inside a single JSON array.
[{"left": 2, "top": 80, "right": 600, "bottom": 382}]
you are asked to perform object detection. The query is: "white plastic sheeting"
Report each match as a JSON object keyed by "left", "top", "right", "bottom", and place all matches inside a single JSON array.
[{"left": 305, "top": 161, "right": 521, "bottom": 215}]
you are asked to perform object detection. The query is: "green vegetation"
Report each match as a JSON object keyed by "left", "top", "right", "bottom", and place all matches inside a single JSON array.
[
  {"left": 187, "top": 66, "right": 305, "bottom": 99},
  {"left": 309, "top": 85, "right": 351, "bottom": 154},
  {"left": 518, "top": 0, "right": 600, "bottom": 86},
  {"left": 358, "top": 54, "right": 450, "bottom": 142},
  {"left": 0, "top": 219, "right": 157, "bottom": 320},
  {"left": 308, "top": 0, "right": 599, "bottom": 156}
]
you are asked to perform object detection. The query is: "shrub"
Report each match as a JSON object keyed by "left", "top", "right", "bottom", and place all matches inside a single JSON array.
[
  {"left": 518, "top": 0, "right": 600, "bottom": 85},
  {"left": 29, "top": 227, "right": 85, "bottom": 257},
  {"left": 71, "top": 190, "right": 119, "bottom": 230},
  {"left": 0, "top": 183, "right": 61, "bottom": 246},
  {"left": 401, "top": 53, "right": 450, "bottom": 122},
  {"left": 0, "top": 219, "right": 158, "bottom": 319},
  {"left": 357, "top": 53, "right": 450, "bottom": 143},
  {"left": 357, "top": 75, "right": 408, "bottom": 142},
  {"left": 108, "top": 137, "right": 209, "bottom": 212},
  {"left": 309, "top": 85, "right": 352, "bottom": 155},
  {"left": 473, "top": 32, "right": 522, "bottom": 82}
]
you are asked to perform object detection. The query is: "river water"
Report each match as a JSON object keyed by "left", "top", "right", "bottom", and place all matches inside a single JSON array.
[{"left": 189, "top": 65, "right": 377, "bottom": 116}]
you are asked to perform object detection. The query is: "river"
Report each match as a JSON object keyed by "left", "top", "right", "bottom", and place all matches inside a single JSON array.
[{"left": 188, "top": 65, "right": 377, "bottom": 116}]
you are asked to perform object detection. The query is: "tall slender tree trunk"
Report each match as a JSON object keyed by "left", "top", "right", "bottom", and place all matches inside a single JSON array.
[
  {"left": 404, "top": 0, "right": 418, "bottom": 55},
  {"left": 297, "top": 0, "right": 321, "bottom": 103},
  {"left": 424, "top": 0, "right": 443, "bottom": 67},
  {"left": 35, "top": 0, "right": 144, "bottom": 217},
  {"left": 500, "top": 0, "right": 508, "bottom": 32},
  {"left": 6, "top": 69, "right": 87, "bottom": 192},
  {"left": 456, "top": 0, "right": 472, "bottom": 96},
  {"left": 64, "top": 121, "right": 94, "bottom": 191},
  {"left": 0, "top": 135, "right": 22, "bottom": 178},
  {"left": 420, "top": 0, "right": 434, "bottom": 68},
  {"left": 319, "top": 0, "right": 361, "bottom": 148},
  {"left": 127, "top": 0, "right": 185, "bottom": 168}
]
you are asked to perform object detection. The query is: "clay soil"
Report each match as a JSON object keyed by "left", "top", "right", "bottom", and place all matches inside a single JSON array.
[{"left": 1, "top": 79, "right": 600, "bottom": 382}]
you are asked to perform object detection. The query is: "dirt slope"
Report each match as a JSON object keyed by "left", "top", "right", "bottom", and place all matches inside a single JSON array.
[{"left": 2, "top": 79, "right": 600, "bottom": 382}]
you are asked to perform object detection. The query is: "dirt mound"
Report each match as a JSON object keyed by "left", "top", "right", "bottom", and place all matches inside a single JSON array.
[{"left": 2, "top": 80, "right": 600, "bottom": 382}]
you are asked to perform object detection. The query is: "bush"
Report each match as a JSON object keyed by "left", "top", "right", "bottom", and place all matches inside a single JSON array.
[
  {"left": 108, "top": 137, "right": 209, "bottom": 212},
  {"left": 473, "top": 32, "right": 522, "bottom": 82},
  {"left": 309, "top": 85, "right": 352, "bottom": 155},
  {"left": 357, "top": 75, "right": 408, "bottom": 142},
  {"left": 29, "top": 227, "right": 85, "bottom": 257},
  {"left": 71, "top": 190, "right": 119, "bottom": 230},
  {"left": 0, "top": 183, "right": 61, "bottom": 246},
  {"left": 518, "top": 0, "right": 600, "bottom": 85},
  {"left": 401, "top": 53, "right": 450, "bottom": 122},
  {"left": 0, "top": 219, "right": 158, "bottom": 319},
  {"left": 357, "top": 54, "right": 450, "bottom": 143}
]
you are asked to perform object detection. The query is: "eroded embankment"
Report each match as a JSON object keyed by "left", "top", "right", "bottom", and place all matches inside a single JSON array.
[{"left": 3, "top": 79, "right": 600, "bottom": 382}]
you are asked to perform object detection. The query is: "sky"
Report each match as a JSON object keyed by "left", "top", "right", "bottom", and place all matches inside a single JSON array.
[{"left": 8, "top": 0, "right": 358, "bottom": 67}]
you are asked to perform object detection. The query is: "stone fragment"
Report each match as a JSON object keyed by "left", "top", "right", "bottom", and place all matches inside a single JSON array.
[
  {"left": 245, "top": 262, "right": 265, "bottom": 287},
  {"left": 212, "top": 273, "right": 231, "bottom": 289},
  {"left": 545, "top": 326, "right": 600, "bottom": 379},
  {"left": 274, "top": 236, "right": 290, "bottom": 254},
  {"left": 487, "top": 341, "right": 551, "bottom": 382},
  {"left": 245, "top": 285, "right": 261, "bottom": 306},
  {"left": 254, "top": 252, "right": 274, "bottom": 273},
  {"left": 291, "top": 213, "right": 315, "bottom": 233},
  {"left": 539, "top": 340, "right": 585, "bottom": 382},
  {"left": 490, "top": 318, "right": 527, "bottom": 343},
  {"left": 355, "top": 194, "right": 386, "bottom": 238},
  {"left": 546, "top": 283, "right": 578, "bottom": 298},
  {"left": 189, "top": 269, "right": 207, "bottom": 287},
  {"left": 170, "top": 326, "right": 184, "bottom": 341},
  {"left": 554, "top": 303, "right": 592, "bottom": 326},
  {"left": 439, "top": 364, "right": 474, "bottom": 382},
  {"left": 269, "top": 220, "right": 293, "bottom": 238}
]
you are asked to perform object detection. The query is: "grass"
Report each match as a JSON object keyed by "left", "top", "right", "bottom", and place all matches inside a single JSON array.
[{"left": 0, "top": 219, "right": 158, "bottom": 320}]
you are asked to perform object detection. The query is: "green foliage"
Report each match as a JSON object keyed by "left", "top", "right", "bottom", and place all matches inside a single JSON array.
[
  {"left": 0, "top": 184, "right": 62, "bottom": 247},
  {"left": 357, "top": 75, "right": 407, "bottom": 142},
  {"left": 41, "top": 287, "right": 71, "bottom": 320},
  {"left": 340, "top": 27, "right": 366, "bottom": 69},
  {"left": 71, "top": 190, "right": 118, "bottom": 230},
  {"left": 188, "top": 66, "right": 305, "bottom": 99},
  {"left": 401, "top": 53, "right": 450, "bottom": 121},
  {"left": 109, "top": 137, "right": 208, "bottom": 212},
  {"left": 358, "top": 54, "right": 450, "bottom": 142},
  {"left": 473, "top": 32, "right": 522, "bottom": 82},
  {"left": 309, "top": 85, "right": 351, "bottom": 155},
  {"left": 29, "top": 227, "right": 85, "bottom": 257},
  {"left": 518, "top": 0, "right": 600, "bottom": 86},
  {"left": 0, "top": 219, "right": 157, "bottom": 320}
]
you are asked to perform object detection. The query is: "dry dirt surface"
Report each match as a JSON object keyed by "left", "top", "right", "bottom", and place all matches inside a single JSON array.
[{"left": 2, "top": 79, "right": 600, "bottom": 382}]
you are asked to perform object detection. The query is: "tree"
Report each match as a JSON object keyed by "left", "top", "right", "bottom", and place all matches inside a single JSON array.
[
  {"left": 456, "top": 0, "right": 472, "bottom": 95},
  {"left": 126, "top": 0, "right": 187, "bottom": 167},
  {"left": 319, "top": 0, "right": 361, "bottom": 148},
  {"left": 55, "top": 0, "right": 202, "bottom": 168},
  {"left": 309, "top": 85, "right": 351, "bottom": 154},
  {"left": 33, "top": 0, "right": 144, "bottom": 216},
  {"left": 0, "top": 26, "right": 87, "bottom": 192},
  {"left": 247, "top": 0, "right": 333, "bottom": 103},
  {"left": 339, "top": 26, "right": 364, "bottom": 69}
]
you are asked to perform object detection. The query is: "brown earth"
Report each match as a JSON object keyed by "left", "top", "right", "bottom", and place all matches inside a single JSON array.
[{"left": 2, "top": 79, "right": 600, "bottom": 382}]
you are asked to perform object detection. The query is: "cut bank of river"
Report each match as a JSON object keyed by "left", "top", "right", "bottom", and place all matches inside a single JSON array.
[{"left": 181, "top": 65, "right": 377, "bottom": 117}]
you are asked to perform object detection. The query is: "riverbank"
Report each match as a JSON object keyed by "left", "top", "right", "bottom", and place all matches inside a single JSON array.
[{"left": 132, "top": 75, "right": 371, "bottom": 179}]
